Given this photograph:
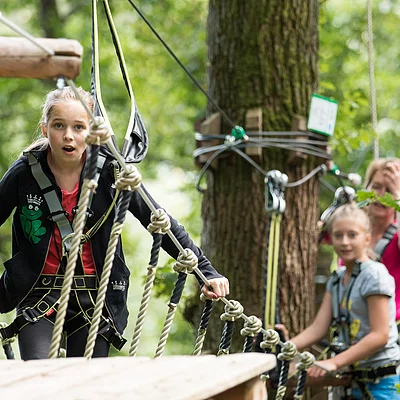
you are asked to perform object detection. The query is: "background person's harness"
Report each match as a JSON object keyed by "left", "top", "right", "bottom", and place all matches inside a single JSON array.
[{"left": 330, "top": 260, "right": 398, "bottom": 399}]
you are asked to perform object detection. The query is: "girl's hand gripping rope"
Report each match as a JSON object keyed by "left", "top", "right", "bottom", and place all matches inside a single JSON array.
[{"left": 201, "top": 277, "right": 230, "bottom": 300}]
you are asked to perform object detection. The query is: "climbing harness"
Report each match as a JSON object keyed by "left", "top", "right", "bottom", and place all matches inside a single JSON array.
[
  {"left": 331, "top": 260, "right": 361, "bottom": 351},
  {"left": 25, "top": 151, "right": 108, "bottom": 255},
  {"left": 373, "top": 223, "right": 397, "bottom": 260}
]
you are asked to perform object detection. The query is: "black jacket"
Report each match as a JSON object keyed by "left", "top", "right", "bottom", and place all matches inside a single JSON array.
[{"left": 0, "top": 148, "right": 221, "bottom": 333}]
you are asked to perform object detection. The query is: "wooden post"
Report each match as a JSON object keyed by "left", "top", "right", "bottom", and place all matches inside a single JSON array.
[
  {"left": 194, "top": 112, "right": 222, "bottom": 169},
  {"left": 288, "top": 114, "right": 308, "bottom": 166},
  {"left": 245, "top": 107, "right": 262, "bottom": 163},
  {"left": 0, "top": 37, "right": 83, "bottom": 80}
]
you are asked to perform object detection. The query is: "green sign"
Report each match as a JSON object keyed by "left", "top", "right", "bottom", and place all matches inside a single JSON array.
[{"left": 307, "top": 94, "right": 338, "bottom": 136}]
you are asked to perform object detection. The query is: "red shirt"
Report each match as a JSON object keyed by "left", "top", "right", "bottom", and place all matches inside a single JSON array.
[
  {"left": 380, "top": 232, "right": 400, "bottom": 321},
  {"left": 43, "top": 182, "right": 96, "bottom": 275}
]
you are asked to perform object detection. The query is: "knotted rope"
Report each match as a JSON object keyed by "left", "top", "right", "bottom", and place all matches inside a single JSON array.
[
  {"left": 154, "top": 248, "right": 198, "bottom": 358},
  {"left": 129, "top": 209, "right": 171, "bottom": 356},
  {"left": 293, "top": 351, "right": 315, "bottom": 400},
  {"left": 259, "top": 328, "right": 281, "bottom": 381},
  {"left": 84, "top": 166, "right": 142, "bottom": 359},
  {"left": 275, "top": 341, "right": 297, "bottom": 400},
  {"left": 240, "top": 316, "right": 262, "bottom": 353},
  {"left": 193, "top": 293, "right": 215, "bottom": 356},
  {"left": 217, "top": 300, "right": 244, "bottom": 356}
]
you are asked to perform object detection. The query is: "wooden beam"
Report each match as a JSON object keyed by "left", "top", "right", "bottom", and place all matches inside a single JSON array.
[
  {"left": 0, "top": 37, "right": 83, "bottom": 80},
  {"left": 194, "top": 112, "right": 222, "bottom": 169},
  {"left": 288, "top": 114, "right": 308, "bottom": 166},
  {"left": 245, "top": 107, "right": 262, "bottom": 163}
]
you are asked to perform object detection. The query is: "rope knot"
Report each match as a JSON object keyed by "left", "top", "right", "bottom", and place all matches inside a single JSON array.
[
  {"left": 296, "top": 351, "right": 315, "bottom": 371},
  {"left": 173, "top": 248, "right": 198, "bottom": 274},
  {"left": 277, "top": 341, "right": 297, "bottom": 361},
  {"left": 83, "top": 179, "right": 98, "bottom": 192},
  {"left": 240, "top": 316, "right": 262, "bottom": 337},
  {"left": 86, "top": 116, "right": 112, "bottom": 145},
  {"left": 115, "top": 165, "right": 142, "bottom": 191},
  {"left": 220, "top": 300, "right": 244, "bottom": 322},
  {"left": 260, "top": 329, "right": 280, "bottom": 350},
  {"left": 147, "top": 209, "right": 171, "bottom": 234}
]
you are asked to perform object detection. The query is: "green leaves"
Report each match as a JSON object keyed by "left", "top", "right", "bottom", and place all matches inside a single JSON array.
[{"left": 357, "top": 190, "right": 400, "bottom": 212}]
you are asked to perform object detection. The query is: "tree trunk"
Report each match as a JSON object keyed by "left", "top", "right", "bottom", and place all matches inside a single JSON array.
[{"left": 185, "top": 0, "right": 321, "bottom": 355}]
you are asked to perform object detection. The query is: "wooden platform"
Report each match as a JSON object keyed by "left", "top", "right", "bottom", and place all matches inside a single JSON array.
[{"left": 0, "top": 353, "right": 276, "bottom": 400}]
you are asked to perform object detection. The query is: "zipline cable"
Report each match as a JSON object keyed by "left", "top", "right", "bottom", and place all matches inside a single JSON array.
[
  {"left": 126, "top": 0, "right": 237, "bottom": 129},
  {"left": 366, "top": 0, "right": 379, "bottom": 159}
]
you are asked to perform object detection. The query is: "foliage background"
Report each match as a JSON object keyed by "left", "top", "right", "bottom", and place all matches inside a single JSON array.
[{"left": 0, "top": 0, "right": 399, "bottom": 358}]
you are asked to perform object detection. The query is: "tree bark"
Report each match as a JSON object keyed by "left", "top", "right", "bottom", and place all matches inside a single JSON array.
[{"left": 185, "top": 0, "right": 322, "bottom": 355}]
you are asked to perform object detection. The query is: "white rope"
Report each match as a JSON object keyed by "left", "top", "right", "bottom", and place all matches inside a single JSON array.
[
  {"left": 366, "top": 0, "right": 379, "bottom": 159},
  {"left": 48, "top": 179, "right": 97, "bottom": 358}
]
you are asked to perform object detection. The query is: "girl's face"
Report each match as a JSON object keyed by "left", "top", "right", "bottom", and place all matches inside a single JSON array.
[
  {"left": 42, "top": 100, "right": 89, "bottom": 166},
  {"left": 330, "top": 216, "right": 371, "bottom": 266},
  {"left": 367, "top": 169, "right": 395, "bottom": 220}
]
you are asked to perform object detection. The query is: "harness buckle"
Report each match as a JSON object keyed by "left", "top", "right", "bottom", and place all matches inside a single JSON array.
[{"left": 21, "top": 308, "right": 39, "bottom": 324}]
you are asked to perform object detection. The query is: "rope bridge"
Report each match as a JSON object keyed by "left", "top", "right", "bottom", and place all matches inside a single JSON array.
[{"left": 0, "top": 4, "right": 353, "bottom": 399}]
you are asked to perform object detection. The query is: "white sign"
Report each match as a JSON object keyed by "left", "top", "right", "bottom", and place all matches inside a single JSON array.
[{"left": 307, "top": 94, "right": 338, "bottom": 136}]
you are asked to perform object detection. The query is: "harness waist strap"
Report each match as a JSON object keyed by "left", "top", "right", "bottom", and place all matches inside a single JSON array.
[
  {"left": 352, "top": 364, "right": 398, "bottom": 382},
  {"left": 35, "top": 275, "right": 98, "bottom": 290}
]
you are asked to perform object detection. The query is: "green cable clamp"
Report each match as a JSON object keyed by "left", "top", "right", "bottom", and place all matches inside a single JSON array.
[
  {"left": 329, "top": 164, "right": 339, "bottom": 175},
  {"left": 231, "top": 125, "right": 248, "bottom": 140}
]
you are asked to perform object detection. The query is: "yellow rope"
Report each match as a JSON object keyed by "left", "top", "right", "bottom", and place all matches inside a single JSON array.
[
  {"left": 270, "top": 213, "right": 282, "bottom": 328},
  {"left": 264, "top": 213, "right": 276, "bottom": 328}
]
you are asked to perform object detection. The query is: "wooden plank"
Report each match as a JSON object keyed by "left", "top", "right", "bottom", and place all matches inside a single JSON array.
[
  {"left": 0, "top": 353, "right": 276, "bottom": 400},
  {"left": 0, "top": 37, "right": 83, "bottom": 80},
  {"left": 213, "top": 377, "right": 267, "bottom": 400},
  {"left": 0, "top": 357, "right": 87, "bottom": 387},
  {"left": 245, "top": 108, "right": 262, "bottom": 162},
  {"left": 195, "top": 112, "right": 222, "bottom": 169}
]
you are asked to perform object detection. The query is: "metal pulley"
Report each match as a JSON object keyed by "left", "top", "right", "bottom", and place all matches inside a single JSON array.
[{"left": 265, "top": 170, "right": 288, "bottom": 214}]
